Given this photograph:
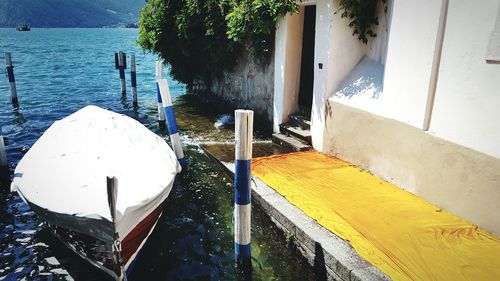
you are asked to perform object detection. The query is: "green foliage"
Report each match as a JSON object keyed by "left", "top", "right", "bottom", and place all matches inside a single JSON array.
[
  {"left": 138, "top": 0, "right": 298, "bottom": 85},
  {"left": 226, "top": 0, "right": 299, "bottom": 56},
  {"left": 138, "top": 0, "right": 238, "bottom": 85},
  {"left": 285, "top": 230, "right": 295, "bottom": 246},
  {"left": 338, "top": 0, "right": 386, "bottom": 44}
]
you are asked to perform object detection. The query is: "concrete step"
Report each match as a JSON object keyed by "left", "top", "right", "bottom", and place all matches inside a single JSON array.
[
  {"left": 272, "top": 133, "right": 312, "bottom": 152},
  {"left": 289, "top": 114, "right": 311, "bottom": 130},
  {"left": 279, "top": 123, "right": 312, "bottom": 145}
]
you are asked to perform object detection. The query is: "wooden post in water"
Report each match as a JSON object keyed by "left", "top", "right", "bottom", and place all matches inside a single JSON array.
[
  {"left": 4, "top": 53, "right": 18, "bottom": 105},
  {"left": 130, "top": 54, "right": 138, "bottom": 107},
  {"left": 158, "top": 79, "right": 186, "bottom": 169},
  {"left": 155, "top": 61, "right": 166, "bottom": 127},
  {"left": 115, "top": 51, "right": 126, "bottom": 95},
  {"left": 234, "top": 109, "right": 253, "bottom": 268}
]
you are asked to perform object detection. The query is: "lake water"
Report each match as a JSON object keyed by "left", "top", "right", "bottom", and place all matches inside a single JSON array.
[{"left": 0, "top": 29, "right": 314, "bottom": 280}]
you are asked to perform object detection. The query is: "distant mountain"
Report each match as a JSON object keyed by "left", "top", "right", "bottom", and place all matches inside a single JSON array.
[{"left": 0, "top": 0, "right": 145, "bottom": 28}]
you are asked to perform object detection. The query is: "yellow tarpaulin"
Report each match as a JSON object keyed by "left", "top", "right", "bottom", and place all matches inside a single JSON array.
[{"left": 252, "top": 151, "right": 500, "bottom": 281}]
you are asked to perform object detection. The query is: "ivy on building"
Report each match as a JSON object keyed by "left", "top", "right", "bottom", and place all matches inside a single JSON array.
[
  {"left": 138, "top": 0, "right": 298, "bottom": 86},
  {"left": 338, "top": 0, "right": 387, "bottom": 44},
  {"left": 138, "top": 0, "right": 383, "bottom": 86}
]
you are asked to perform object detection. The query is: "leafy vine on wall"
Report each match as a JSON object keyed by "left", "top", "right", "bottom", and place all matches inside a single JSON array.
[
  {"left": 137, "top": 0, "right": 385, "bottom": 87},
  {"left": 337, "top": 0, "right": 387, "bottom": 44},
  {"left": 138, "top": 0, "right": 298, "bottom": 86}
]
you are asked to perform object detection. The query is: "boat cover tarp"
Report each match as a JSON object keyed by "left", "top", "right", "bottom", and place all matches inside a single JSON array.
[
  {"left": 252, "top": 151, "right": 500, "bottom": 281},
  {"left": 11, "top": 106, "right": 181, "bottom": 243}
]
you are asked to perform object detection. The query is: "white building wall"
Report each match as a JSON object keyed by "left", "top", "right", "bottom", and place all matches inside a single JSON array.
[
  {"left": 273, "top": 8, "right": 304, "bottom": 132},
  {"left": 380, "top": 0, "right": 443, "bottom": 127},
  {"left": 325, "top": 0, "right": 392, "bottom": 125},
  {"left": 430, "top": 0, "right": 500, "bottom": 158},
  {"left": 311, "top": 0, "right": 366, "bottom": 150},
  {"left": 322, "top": 0, "right": 500, "bottom": 235},
  {"left": 326, "top": 0, "right": 443, "bottom": 129},
  {"left": 366, "top": 0, "right": 392, "bottom": 64}
]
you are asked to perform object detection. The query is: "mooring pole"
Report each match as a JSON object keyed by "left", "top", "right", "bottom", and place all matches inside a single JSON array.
[
  {"left": 155, "top": 61, "right": 166, "bottom": 127},
  {"left": 130, "top": 54, "right": 138, "bottom": 107},
  {"left": 234, "top": 109, "right": 253, "bottom": 268},
  {"left": 0, "top": 134, "right": 8, "bottom": 185},
  {"left": 0, "top": 135, "right": 7, "bottom": 169},
  {"left": 4, "top": 53, "right": 18, "bottom": 105},
  {"left": 116, "top": 51, "right": 126, "bottom": 95},
  {"left": 158, "top": 79, "right": 186, "bottom": 169}
]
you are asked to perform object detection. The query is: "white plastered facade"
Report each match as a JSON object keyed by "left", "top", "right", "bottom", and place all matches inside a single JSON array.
[{"left": 274, "top": 0, "right": 500, "bottom": 236}]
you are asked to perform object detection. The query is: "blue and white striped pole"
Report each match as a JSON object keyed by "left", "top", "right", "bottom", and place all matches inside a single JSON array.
[
  {"left": 158, "top": 79, "right": 186, "bottom": 169},
  {"left": 130, "top": 54, "right": 138, "bottom": 107},
  {"left": 234, "top": 109, "right": 253, "bottom": 267},
  {"left": 118, "top": 51, "right": 126, "bottom": 95},
  {"left": 4, "top": 53, "right": 18, "bottom": 104},
  {"left": 155, "top": 61, "right": 166, "bottom": 126}
]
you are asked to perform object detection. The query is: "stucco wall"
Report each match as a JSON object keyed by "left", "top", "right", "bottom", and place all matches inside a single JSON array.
[
  {"left": 273, "top": 7, "right": 304, "bottom": 132},
  {"left": 322, "top": 0, "right": 500, "bottom": 235},
  {"left": 381, "top": 0, "right": 442, "bottom": 127},
  {"left": 211, "top": 47, "right": 274, "bottom": 121},
  {"left": 309, "top": 0, "right": 366, "bottom": 151},
  {"left": 324, "top": 0, "right": 500, "bottom": 159},
  {"left": 327, "top": 0, "right": 442, "bottom": 128},
  {"left": 365, "top": 0, "right": 392, "bottom": 65},
  {"left": 430, "top": 0, "right": 500, "bottom": 159},
  {"left": 324, "top": 101, "right": 500, "bottom": 236}
]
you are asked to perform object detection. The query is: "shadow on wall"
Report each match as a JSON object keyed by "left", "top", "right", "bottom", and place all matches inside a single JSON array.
[
  {"left": 314, "top": 242, "right": 328, "bottom": 281},
  {"left": 209, "top": 46, "right": 274, "bottom": 121},
  {"left": 333, "top": 56, "right": 384, "bottom": 100}
]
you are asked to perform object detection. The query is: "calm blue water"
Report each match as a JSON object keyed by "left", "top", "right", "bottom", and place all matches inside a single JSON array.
[
  {"left": 0, "top": 28, "right": 185, "bottom": 164},
  {"left": 0, "top": 29, "right": 315, "bottom": 281}
]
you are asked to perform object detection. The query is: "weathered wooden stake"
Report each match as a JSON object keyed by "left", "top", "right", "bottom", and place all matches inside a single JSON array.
[
  {"left": 155, "top": 61, "right": 166, "bottom": 126},
  {"left": 158, "top": 79, "right": 186, "bottom": 169},
  {"left": 117, "top": 51, "right": 126, "bottom": 95},
  {"left": 4, "top": 53, "right": 18, "bottom": 104},
  {"left": 130, "top": 55, "right": 138, "bottom": 107},
  {"left": 234, "top": 109, "right": 253, "bottom": 267}
]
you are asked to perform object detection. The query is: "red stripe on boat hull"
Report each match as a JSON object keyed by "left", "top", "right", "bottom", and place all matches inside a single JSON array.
[{"left": 122, "top": 202, "right": 165, "bottom": 265}]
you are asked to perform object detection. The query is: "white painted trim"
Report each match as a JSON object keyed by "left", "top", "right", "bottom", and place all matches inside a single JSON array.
[
  {"left": 157, "top": 103, "right": 166, "bottom": 121},
  {"left": 273, "top": 17, "right": 288, "bottom": 132},
  {"left": 155, "top": 61, "right": 163, "bottom": 81},
  {"left": 158, "top": 79, "right": 173, "bottom": 107},
  {"left": 234, "top": 204, "right": 251, "bottom": 245},
  {"left": 235, "top": 110, "right": 254, "bottom": 161},
  {"left": 423, "top": 0, "right": 449, "bottom": 131},
  {"left": 273, "top": 9, "right": 305, "bottom": 132},
  {"left": 170, "top": 133, "right": 184, "bottom": 160},
  {"left": 130, "top": 55, "right": 136, "bottom": 72},
  {"left": 4, "top": 52, "right": 12, "bottom": 66}
]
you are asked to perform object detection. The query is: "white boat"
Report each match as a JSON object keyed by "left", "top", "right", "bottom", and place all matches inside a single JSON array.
[{"left": 11, "top": 105, "right": 181, "bottom": 280}]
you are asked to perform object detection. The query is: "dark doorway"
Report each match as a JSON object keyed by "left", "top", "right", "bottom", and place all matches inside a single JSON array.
[{"left": 298, "top": 5, "right": 316, "bottom": 114}]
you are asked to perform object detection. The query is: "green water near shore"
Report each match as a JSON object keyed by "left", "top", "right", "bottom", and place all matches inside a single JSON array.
[
  {"left": 0, "top": 27, "right": 315, "bottom": 280},
  {"left": 127, "top": 94, "right": 315, "bottom": 280}
]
